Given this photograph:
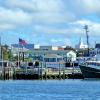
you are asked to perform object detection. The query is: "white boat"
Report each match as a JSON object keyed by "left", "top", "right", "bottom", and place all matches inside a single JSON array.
[{"left": 79, "top": 55, "right": 100, "bottom": 79}]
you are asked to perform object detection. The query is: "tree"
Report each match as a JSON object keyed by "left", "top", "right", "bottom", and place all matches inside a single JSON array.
[
  {"left": 64, "top": 46, "right": 76, "bottom": 51},
  {"left": 1, "top": 45, "right": 12, "bottom": 60}
]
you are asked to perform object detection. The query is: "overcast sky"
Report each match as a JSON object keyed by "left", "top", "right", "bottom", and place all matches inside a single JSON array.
[{"left": 0, "top": 0, "right": 100, "bottom": 47}]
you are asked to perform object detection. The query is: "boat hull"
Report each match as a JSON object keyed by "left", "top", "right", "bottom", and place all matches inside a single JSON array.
[{"left": 79, "top": 65, "right": 100, "bottom": 79}]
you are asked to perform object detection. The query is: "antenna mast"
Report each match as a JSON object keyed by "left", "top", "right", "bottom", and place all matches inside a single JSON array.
[{"left": 84, "top": 25, "right": 89, "bottom": 56}]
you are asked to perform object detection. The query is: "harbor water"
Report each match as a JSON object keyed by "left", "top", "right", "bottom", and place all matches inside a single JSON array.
[{"left": 0, "top": 80, "right": 100, "bottom": 100}]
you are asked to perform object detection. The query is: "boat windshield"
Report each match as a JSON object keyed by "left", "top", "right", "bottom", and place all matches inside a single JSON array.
[{"left": 87, "top": 62, "right": 100, "bottom": 66}]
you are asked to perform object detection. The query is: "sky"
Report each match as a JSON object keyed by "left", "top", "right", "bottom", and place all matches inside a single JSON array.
[{"left": 0, "top": 0, "right": 100, "bottom": 47}]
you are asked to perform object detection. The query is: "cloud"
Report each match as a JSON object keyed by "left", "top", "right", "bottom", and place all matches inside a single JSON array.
[
  {"left": 51, "top": 38, "right": 71, "bottom": 46},
  {"left": 5, "top": 0, "right": 36, "bottom": 12},
  {"left": 0, "top": 7, "right": 32, "bottom": 31},
  {"left": 68, "top": 0, "right": 100, "bottom": 15},
  {"left": 0, "top": 0, "right": 100, "bottom": 46},
  {"left": 32, "top": 12, "right": 75, "bottom": 24},
  {"left": 5, "top": 0, "right": 65, "bottom": 12},
  {"left": 33, "top": 24, "right": 83, "bottom": 36},
  {"left": 34, "top": 25, "right": 68, "bottom": 34},
  {"left": 78, "top": 0, "right": 100, "bottom": 14},
  {"left": 72, "top": 19, "right": 93, "bottom": 26},
  {"left": 71, "top": 19, "right": 100, "bottom": 36},
  {"left": 0, "top": 0, "right": 76, "bottom": 32},
  {"left": 5, "top": 0, "right": 76, "bottom": 24},
  {"left": 0, "top": 23, "right": 15, "bottom": 30}
]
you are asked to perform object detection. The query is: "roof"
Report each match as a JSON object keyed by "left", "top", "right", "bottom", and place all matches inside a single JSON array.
[
  {"left": 95, "top": 44, "right": 100, "bottom": 49},
  {"left": 12, "top": 44, "right": 34, "bottom": 50},
  {"left": 44, "top": 54, "right": 62, "bottom": 58}
]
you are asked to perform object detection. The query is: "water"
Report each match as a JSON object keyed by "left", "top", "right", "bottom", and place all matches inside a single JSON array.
[{"left": 0, "top": 80, "right": 100, "bottom": 100}]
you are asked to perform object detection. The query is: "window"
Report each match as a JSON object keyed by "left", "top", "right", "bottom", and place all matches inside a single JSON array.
[
  {"left": 57, "top": 58, "right": 62, "bottom": 62},
  {"left": 28, "top": 62, "right": 33, "bottom": 66}
]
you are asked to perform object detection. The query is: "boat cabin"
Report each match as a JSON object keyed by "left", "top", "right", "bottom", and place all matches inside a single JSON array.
[{"left": 86, "top": 61, "right": 100, "bottom": 66}]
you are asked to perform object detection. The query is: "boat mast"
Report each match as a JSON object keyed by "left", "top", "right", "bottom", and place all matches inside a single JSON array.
[{"left": 84, "top": 25, "right": 89, "bottom": 56}]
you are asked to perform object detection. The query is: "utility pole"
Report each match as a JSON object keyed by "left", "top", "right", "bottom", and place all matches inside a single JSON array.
[
  {"left": 84, "top": 25, "right": 89, "bottom": 56},
  {"left": 0, "top": 36, "right": 1, "bottom": 60},
  {"left": 0, "top": 36, "right": 3, "bottom": 61}
]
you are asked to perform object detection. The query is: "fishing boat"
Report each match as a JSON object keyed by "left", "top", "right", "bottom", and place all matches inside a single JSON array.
[{"left": 79, "top": 55, "right": 100, "bottom": 79}]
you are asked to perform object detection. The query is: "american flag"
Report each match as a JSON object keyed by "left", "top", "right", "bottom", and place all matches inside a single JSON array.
[{"left": 19, "top": 38, "right": 27, "bottom": 45}]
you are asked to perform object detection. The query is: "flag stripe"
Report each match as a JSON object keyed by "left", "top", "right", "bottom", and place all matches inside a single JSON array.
[{"left": 19, "top": 38, "right": 27, "bottom": 45}]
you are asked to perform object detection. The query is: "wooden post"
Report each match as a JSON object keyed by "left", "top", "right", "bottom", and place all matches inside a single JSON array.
[
  {"left": 72, "top": 62, "right": 74, "bottom": 79},
  {"left": 25, "top": 62, "right": 28, "bottom": 74},
  {"left": 63, "top": 62, "right": 65, "bottom": 80},
  {"left": 45, "top": 62, "right": 47, "bottom": 80},
  {"left": 38, "top": 62, "right": 40, "bottom": 79},
  {"left": 13, "top": 66, "right": 15, "bottom": 79},
  {"left": 8, "top": 68, "right": 9, "bottom": 80},
  {"left": 3, "top": 66, "right": 5, "bottom": 80},
  {"left": 18, "top": 44, "right": 20, "bottom": 68},
  {"left": 2, "top": 54, "right": 6, "bottom": 80},
  {"left": 41, "top": 62, "right": 43, "bottom": 80},
  {"left": 59, "top": 62, "right": 61, "bottom": 79},
  {"left": 22, "top": 52, "right": 24, "bottom": 62}
]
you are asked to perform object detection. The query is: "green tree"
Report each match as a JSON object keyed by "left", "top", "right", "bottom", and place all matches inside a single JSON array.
[{"left": 1, "top": 45, "right": 12, "bottom": 60}]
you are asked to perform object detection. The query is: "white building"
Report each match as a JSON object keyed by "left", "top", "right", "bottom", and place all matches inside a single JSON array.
[
  {"left": 29, "top": 49, "right": 76, "bottom": 62},
  {"left": 34, "top": 45, "right": 64, "bottom": 51},
  {"left": 75, "top": 38, "right": 88, "bottom": 50},
  {"left": 43, "top": 54, "right": 65, "bottom": 68},
  {"left": 67, "top": 51, "right": 76, "bottom": 62}
]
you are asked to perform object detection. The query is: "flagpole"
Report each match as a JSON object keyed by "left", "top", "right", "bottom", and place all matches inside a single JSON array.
[
  {"left": 0, "top": 36, "right": 4, "bottom": 78},
  {"left": 0, "top": 36, "right": 3, "bottom": 68},
  {"left": 22, "top": 44, "right": 24, "bottom": 62},
  {"left": 19, "top": 38, "right": 27, "bottom": 68},
  {"left": 0, "top": 36, "right": 1, "bottom": 60},
  {"left": 18, "top": 39, "right": 20, "bottom": 68},
  {"left": 0, "top": 37, "right": 3, "bottom": 68}
]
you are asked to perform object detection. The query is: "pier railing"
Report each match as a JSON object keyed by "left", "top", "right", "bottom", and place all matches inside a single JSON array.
[{"left": 0, "top": 61, "right": 82, "bottom": 80}]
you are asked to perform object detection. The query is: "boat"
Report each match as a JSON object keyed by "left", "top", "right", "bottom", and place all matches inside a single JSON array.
[{"left": 79, "top": 55, "right": 100, "bottom": 79}]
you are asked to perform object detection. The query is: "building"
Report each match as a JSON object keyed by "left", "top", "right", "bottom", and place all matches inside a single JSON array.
[
  {"left": 11, "top": 44, "right": 34, "bottom": 58},
  {"left": 11, "top": 45, "right": 76, "bottom": 62},
  {"left": 34, "top": 45, "right": 64, "bottom": 51},
  {"left": 75, "top": 38, "right": 88, "bottom": 50},
  {"left": 95, "top": 44, "right": 100, "bottom": 48},
  {"left": 67, "top": 51, "right": 76, "bottom": 62},
  {"left": 28, "top": 49, "right": 76, "bottom": 63},
  {"left": 11, "top": 45, "right": 28, "bottom": 57},
  {"left": 43, "top": 54, "right": 65, "bottom": 68},
  {"left": 40, "top": 46, "right": 52, "bottom": 50},
  {"left": 11, "top": 44, "right": 77, "bottom": 69},
  {"left": 89, "top": 43, "right": 100, "bottom": 56},
  {"left": 12, "top": 44, "right": 34, "bottom": 50}
]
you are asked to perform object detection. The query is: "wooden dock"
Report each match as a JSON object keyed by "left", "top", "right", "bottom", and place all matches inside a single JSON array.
[{"left": 0, "top": 67, "right": 83, "bottom": 80}]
